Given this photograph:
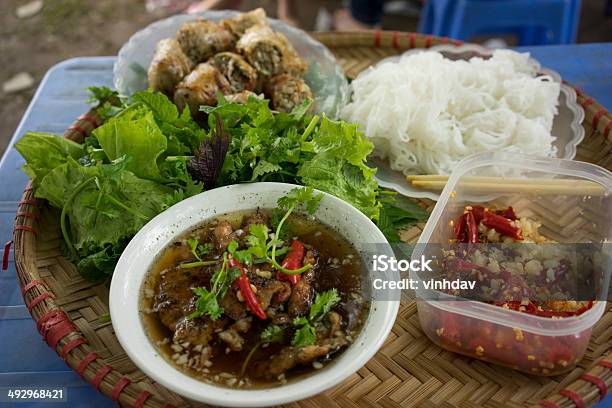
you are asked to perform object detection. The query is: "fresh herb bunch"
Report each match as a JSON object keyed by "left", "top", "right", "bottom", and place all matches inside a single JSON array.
[
  {"left": 201, "top": 96, "right": 380, "bottom": 219},
  {"left": 199, "top": 96, "right": 427, "bottom": 241}
]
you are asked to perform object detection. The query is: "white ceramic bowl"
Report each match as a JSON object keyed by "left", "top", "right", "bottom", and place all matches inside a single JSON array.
[
  {"left": 114, "top": 10, "right": 349, "bottom": 118},
  {"left": 109, "top": 182, "right": 398, "bottom": 407}
]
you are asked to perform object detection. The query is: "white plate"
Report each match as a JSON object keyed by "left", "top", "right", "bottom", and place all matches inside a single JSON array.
[
  {"left": 109, "top": 182, "right": 398, "bottom": 407},
  {"left": 113, "top": 10, "right": 349, "bottom": 118},
  {"left": 363, "top": 44, "right": 585, "bottom": 201}
]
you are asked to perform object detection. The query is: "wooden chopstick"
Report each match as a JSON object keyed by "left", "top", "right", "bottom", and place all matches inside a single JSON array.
[{"left": 407, "top": 175, "right": 606, "bottom": 195}]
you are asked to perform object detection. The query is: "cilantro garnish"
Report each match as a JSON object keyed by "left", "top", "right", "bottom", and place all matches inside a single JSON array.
[
  {"left": 291, "top": 289, "right": 341, "bottom": 347},
  {"left": 261, "top": 325, "right": 286, "bottom": 344},
  {"left": 187, "top": 238, "right": 213, "bottom": 261},
  {"left": 189, "top": 254, "right": 240, "bottom": 320}
]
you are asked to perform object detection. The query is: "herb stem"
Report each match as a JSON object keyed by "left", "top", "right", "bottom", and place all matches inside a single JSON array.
[
  {"left": 269, "top": 204, "right": 313, "bottom": 275},
  {"left": 270, "top": 204, "right": 294, "bottom": 263},
  {"left": 104, "top": 193, "right": 148, "bottom": 220},
  {"left": 179, "top": 260, "right": 218, "bottom": 269},
  {"left": 165, "top": 156, "right": 193, "bottom": 162},
  {"left": 240, "top": 341, "right": 262, "bottom": 378},
  {"left": 61, "top": 177, "right": 96, "bottom": 260},
  {"left": 301, "top": 115, "right": 320, "bottom": 141},
  {"left": 277, "top": 170, "right": 296, "bottom": 177},
  {"left": 270, "top": 259, "right": 312, "bottom": 275}
]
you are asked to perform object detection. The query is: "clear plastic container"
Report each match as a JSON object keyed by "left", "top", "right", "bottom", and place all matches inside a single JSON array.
[{"left": 411, "top": 151, "right": 612, "bottom": 375}]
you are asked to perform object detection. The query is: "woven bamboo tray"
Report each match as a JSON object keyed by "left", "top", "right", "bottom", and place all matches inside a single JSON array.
[{"left": 10, "top": 31, "right": 612, "bottom": 408}]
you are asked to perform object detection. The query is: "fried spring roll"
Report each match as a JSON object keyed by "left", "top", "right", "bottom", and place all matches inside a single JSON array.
[
  {"left": 221, "top": 8, "right": 268, "bottom": 37},
  {"left": 225, "top": 90, "right": 262, "bottom": 104},
  {"left": 173, "top": 63, "right": 231, "bottom": 115},
  {"left": 267, "top": 74, "right": 313, "bottom": 113},
  {"left": 275, "top": 33, "right": 308, "bottom": 77},
  {"left": 210, "top": 52, "right": 257, "bottom": 93},
  {"left": 175, "top": 19, "right": 234, "bottom": 63},
  {"left": 147, "top": 38, "right": 194, "bottom": 96},
  {"left": 236, "top": 24, "right": 307, "bottom": 78}
]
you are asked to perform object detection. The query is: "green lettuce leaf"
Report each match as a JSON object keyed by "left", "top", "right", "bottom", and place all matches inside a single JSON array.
[
  {"left": 93, "top": 107, "right": 167, "bottom": 181},
  {"left": 14, "top": 132, "right": 85, "bottom": 187},
  {"left": 39, "top": 159, "right": 174, "bottom": 249},
  {"left": 132, "top": 90, "right": 205, "bottom": 152}
]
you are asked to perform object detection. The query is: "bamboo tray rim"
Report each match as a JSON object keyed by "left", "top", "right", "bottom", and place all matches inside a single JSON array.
[{"left": 10, "top": 30, "right": 612, "bottom": 408}]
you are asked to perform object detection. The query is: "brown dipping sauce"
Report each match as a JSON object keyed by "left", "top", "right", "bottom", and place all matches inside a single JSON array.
[{"left": 140, "top": 210, "right": 369, "bottom": 388}]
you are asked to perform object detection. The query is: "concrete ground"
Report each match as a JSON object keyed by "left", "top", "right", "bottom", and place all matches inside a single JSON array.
[{"left": 1, "top": 0, "right": 611, "bottom": 157}]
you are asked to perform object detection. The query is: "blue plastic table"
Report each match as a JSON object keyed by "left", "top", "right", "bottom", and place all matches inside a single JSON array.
[{"left": 1, "top": 44, "right": 612, "bottom": 407}]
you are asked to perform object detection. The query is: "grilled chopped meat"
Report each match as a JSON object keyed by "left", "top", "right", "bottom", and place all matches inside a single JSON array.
[
  {"left": 148, "top": 38, "right": 194, "bottom": 97},
  {"left": 257, "top": 280, "right": 291, "bottom": 311},
  {"left": 218, "top": 289, "right": 246, "bottom": 320},
  {"left": 213, "top": 220, "right": 235, "bottom": 250},
  {"left": 288, "top": 278, "right": 312, "bottom": 317},
  {"left": 243, "top": 210, "right": 269, "bottom": 235},
  {"left": 232, "top": 317, "right": 252, "bottom": 332},
  {"left": 271, "top": 313, "right": 291, "bottom": 325},
  {"left": 218, "top": 318, "right": 252, "bottom": 351},
  {"left": 153, "top": 267, "right": 203, "bottom": 331},
  {"left": 328, "top": 311, "right": 342, "bottom": 336},
  {"left": 288, "top": 250, "right": 318, "bottom": 317},
  {"left": 253, "top": 336, "right": 348, "bottom": 379},
  {"left": 174, "top": 317, "right": 222, "bottom": 345}
]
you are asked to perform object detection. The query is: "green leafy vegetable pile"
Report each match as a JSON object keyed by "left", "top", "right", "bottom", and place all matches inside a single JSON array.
[
  {"left": 15, "top": 90, "right": 205, "bottom": 281},
  {"left": 15, "top": 88, "right": 427, "bottom": 282}
]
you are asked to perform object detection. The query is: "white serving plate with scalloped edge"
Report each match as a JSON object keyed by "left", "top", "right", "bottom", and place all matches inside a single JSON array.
[
  {"left": 113, "top": 10, "right": 349, "bottom": 118},
  {"left": 363, "top": 44, "right": 585, "bottom": 201}
]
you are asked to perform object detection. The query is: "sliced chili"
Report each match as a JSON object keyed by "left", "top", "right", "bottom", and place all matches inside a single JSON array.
[
  {"left": 228, "top": 254, "right": 267, "bottom": 320},
  {"left": 482, "top": 211, "right": 523, "bottom": 240},
  {"left": 470, "top": 205, "right": 485, "bottom": 224},
  {"left": 466, "top": 211, "right": 479, "bottom": 243},
  {"left": 276, "top": 240, "right": 304, "bottom": 285},
  {"left": 453, "top": 213, "right": 467, "bottom": 243},
  {"left": 494, "top": 206, "right": 517, "bottom": 220}
]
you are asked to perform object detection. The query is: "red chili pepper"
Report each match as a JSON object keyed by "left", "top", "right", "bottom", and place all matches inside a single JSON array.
[
  {"left": 228, "top": 254, "right": 267, "bottom": 320},
  {"left": 482, "top": 212, "right": 523, "bottom": 240},
  {"left": 466, "top": 211, "right": 479, "bottom": 243},
  {"left": 454, "top": 213, "right": 467, "bottom": 242},
  {"left": 470, "top": 205, "right": 486, "bottom": 224},
  {"left": 276, "top": 240, "right": 305, "bottom": 285},
  {"left": 494, "top": 206, "right": 517, "bottom": 220}
]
